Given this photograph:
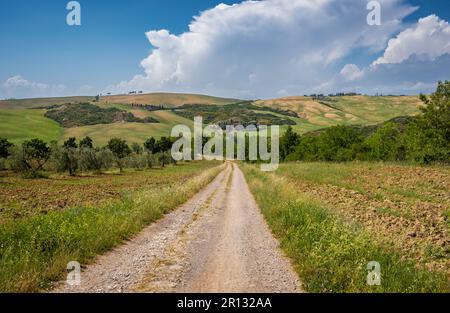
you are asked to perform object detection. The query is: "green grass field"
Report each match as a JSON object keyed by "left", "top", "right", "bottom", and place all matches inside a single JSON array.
[
  {"left": 242, "top": 162, "right": 449, "bottom": 292},
  {"left": 0, "top": 109, "right": 62, "bottom": 144}
]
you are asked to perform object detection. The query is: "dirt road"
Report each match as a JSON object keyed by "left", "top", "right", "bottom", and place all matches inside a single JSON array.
[{"left": 54, "top": 163, "right": 301, "bottom": 293}]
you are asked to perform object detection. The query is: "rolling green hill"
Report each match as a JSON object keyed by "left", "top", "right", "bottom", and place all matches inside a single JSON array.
[
  {"left": 0, "top": 109, "right": 62, "bottom": 144},
  {"left": 61, "top": 110, "right": 194, "bottom": 146},
  {"left": 0, "top": 94, "right": 423, "bottom": 146},
  {"left": 255, "top": 95, "right": 422, "bottom": 134}
]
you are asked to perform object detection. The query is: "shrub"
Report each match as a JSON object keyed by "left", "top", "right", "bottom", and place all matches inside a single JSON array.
[
  {"left": 124, "top": 153, "right": 147, "bottom": 169},
  {"left": 79, "top": 147, "right": 114, "bottom": 172},
  {"left": 286, "top": 136, "right": 320, "bottom": 162},
  {"left": 280, "top": 126, "right": 300, "bottom": 161},
  {"left": 0, "top": 138, "right": 13, "bottom": 159},
  {"left": 317, "top": 125, "right": 364, "bottom": 162},
  {"left": 364, "top": 122, "right": 405, "bottom": 161},
  {"left": 145, "top": 152, "right": 157, "bottom": 168},
  {"left": 9, "top": 146, "right": 27, "bottom": 173}
]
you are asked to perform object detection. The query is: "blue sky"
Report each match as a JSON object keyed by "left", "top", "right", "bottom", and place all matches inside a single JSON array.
[
  {"left": 0, "top": 0, "right": 449, "bottom": 99},
  {"left": 0, "top": 0, "right": 241, "bottom": 96}
]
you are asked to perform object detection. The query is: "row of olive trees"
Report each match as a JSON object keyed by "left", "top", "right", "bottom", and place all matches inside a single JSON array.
[{"left": 0, "top": 136, "right": 176, "bottom": 177}]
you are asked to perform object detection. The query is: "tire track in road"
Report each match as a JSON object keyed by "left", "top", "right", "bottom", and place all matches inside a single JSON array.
[
  {"left": 54, "top": 162, "right": 302, "bottom": 293},
  {"left": 53, "top": 164, "right": 231, "bottom": 293}
]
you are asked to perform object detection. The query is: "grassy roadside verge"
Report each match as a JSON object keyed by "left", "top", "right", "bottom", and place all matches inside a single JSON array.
[
  {"left": 0, "top": 162, "right": 224, "bottom": 292},
  {"left": 241, "top": 164, "right": 449, "bottom": 293}
]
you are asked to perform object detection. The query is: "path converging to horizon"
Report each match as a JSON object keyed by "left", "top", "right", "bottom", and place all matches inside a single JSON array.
[{"left": 54, "top": 163, "right": 302, "bottom": 293}]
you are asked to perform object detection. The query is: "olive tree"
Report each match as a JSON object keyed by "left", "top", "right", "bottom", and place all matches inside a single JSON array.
[
  {"left": 107, "top": 138, "right": 131, "bottom": 172},
  {"left": 10, "top": 139, "right": 51, "bottom": 177},
  {"left": 79, "top": 147, "right": 114, "bottom": 172}
]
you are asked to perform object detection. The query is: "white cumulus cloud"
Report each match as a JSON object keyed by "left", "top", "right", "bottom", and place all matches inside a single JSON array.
[
  {"left": 106, "top": 0, "right": 416, "bottom": 98},
  {"left": 374, "top": 14, "right": 450, "bottom": 65}
]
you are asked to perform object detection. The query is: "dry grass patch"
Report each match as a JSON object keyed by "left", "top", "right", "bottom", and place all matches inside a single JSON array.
[{"left": 101, "top": 93, "right": 238, "bottom": 108}]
